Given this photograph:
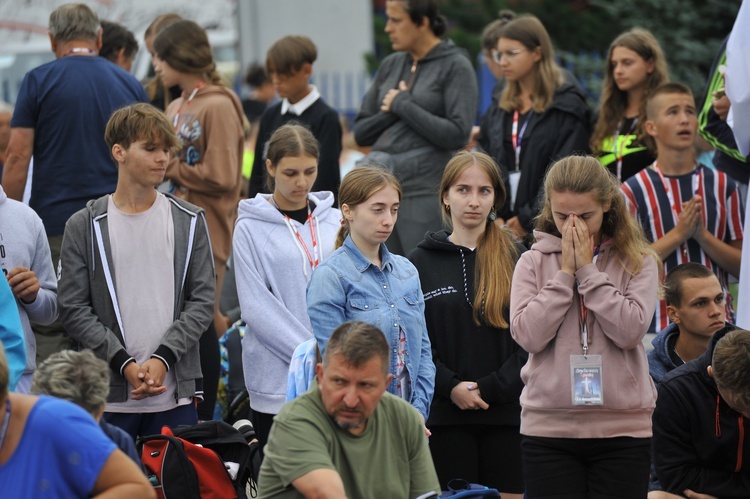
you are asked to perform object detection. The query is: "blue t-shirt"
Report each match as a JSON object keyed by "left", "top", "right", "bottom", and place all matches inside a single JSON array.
[
  {"left": 0, "top": 396, "right": 116, "bottom": 498},
  {"left": 11, "top": 56, "right": 148, "bottom": 236}
]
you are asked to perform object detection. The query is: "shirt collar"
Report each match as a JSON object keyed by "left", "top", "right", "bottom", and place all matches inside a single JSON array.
[
  {"left": 343, "top": 235, "right": 393, "bottom": 273},
  {"left": 281, "top": 85, "right": 320, "bottom": 116}
]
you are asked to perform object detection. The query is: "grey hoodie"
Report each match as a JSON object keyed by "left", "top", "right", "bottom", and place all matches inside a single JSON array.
[
  {"left": 233, "top": 192, "right": 340, "bottom": 414},
  {"left": 58, "top": 193, "right": 215, "bottom": 403},
  {"left": 355, "top": 40, "right": 478, "bottom": 195},
  {"left": 0, "top": 185, "right": 58, "bottom": 376}
]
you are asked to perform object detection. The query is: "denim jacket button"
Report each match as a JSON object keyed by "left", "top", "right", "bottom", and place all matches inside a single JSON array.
[
  {"left": 390, "top": 304, "right": 394, "bottom": 308},
  {"left": 364, "top": 305, "right": 368, "bottom": 309},
  {"left": 383, "top": 285, "right": 387, "bottom": 288}
]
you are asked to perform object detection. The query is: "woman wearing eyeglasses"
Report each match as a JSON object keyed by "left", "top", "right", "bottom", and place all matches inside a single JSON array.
[{"left": 476, "top": 15, "right": 591, "bottom": 242}]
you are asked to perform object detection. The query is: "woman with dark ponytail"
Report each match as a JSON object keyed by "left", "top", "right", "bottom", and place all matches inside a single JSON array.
[
  {"left": 354, "top": 0, "right": 478, "bottom": 255},
  {"left": 306, "top": 166, "right": 436, "bottom": 427}
]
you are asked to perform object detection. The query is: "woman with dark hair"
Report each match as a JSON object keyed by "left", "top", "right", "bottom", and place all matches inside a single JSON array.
[
  {"left": 153, "top": 20, "right": 245, "bottom": 419},
  {"left": 354, "top": 0, "right": 478, "bottom": 255},
  {"left": 476, "top": 15, "right": 591, "bottom": 241}
]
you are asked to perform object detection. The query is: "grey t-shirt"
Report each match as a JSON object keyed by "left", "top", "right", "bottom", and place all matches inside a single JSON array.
[{"left": 105, "top": 193, "right": 187, "bottom": 413}]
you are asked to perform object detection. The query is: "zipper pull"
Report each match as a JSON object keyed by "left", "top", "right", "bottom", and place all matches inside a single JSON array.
[{"left": 411, "top": 60, "right": 417, "bottom": 74}]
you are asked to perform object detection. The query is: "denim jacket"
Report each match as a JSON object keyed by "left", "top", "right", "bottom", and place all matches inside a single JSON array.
[{"left": 306, "top": 236, "right": 435, "bottom": 418}]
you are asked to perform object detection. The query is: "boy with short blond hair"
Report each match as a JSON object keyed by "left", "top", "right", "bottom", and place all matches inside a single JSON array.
[
  {"left": 58, "top": 102, "right": 215, "bottom": 440},
  {"left": 248, "top": 35, "right": 342, "bottom": 203},
  {"left": 621, "top": 82, "right": 743, "bottom": 333}
]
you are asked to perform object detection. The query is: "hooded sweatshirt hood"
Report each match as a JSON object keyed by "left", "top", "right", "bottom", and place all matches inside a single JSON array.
[
  {"left": 237, "top": 191, "right": 336, "bottom": 223},
  {"left": 195, "top": 84, "right": 245, "bottom": 124}
]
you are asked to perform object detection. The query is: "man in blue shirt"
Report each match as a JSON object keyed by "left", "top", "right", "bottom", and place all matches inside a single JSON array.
[{"left": 1, "top": 3, "right": 147, "bottom": 362}]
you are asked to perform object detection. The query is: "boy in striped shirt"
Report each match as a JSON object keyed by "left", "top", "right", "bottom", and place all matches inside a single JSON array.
[{"left": 621, "top": 82, "right": 743, "bottom": 333}]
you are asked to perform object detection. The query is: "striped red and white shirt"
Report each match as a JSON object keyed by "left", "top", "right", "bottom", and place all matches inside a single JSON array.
[{"left": 621, "top": 163, "right": 744, "bottom": 332}]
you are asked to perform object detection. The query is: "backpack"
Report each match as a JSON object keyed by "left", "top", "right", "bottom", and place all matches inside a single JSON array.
[
  {"left": 439, "top": 479, "right": 501, "bottom": 498},
  {"left": 138, "top": 421, "right": 261, "bottom": 499}
]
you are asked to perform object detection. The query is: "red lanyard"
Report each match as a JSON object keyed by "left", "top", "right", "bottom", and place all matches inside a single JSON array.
[
  {"left": 576, "top": 244, "right": 601, "bottom": 356},
  {"left": 512, "top": 110, "right": 531, "bottom": 171},
  {"left": 172, "top": 81, "right": 204, "bottom": 130},
  {"left": 274, "top": 201, "right": 320, "bottom": 275},
  {"left": 651, "top": 162, "right": 702, "bottom": 260},
  {"left": 613, "top": 118, "right": 638, "bottom": 180}
]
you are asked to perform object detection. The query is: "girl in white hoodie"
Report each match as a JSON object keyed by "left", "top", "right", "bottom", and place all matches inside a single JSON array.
[{"left": 233, "top": 124, "right": 341, "bottom": 448}]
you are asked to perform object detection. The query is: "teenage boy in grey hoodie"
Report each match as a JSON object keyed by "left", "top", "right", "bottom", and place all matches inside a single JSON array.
[
  {"left": 58, "top": 103, "right": 215, "bottom": 440},
  {"left": 0, "top": 184, "right": 58, "bottom": 392}
]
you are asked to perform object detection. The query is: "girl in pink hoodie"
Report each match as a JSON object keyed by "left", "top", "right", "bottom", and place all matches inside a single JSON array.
[{"left": 510, "top": 155, "right": 659, "bottom": 498}]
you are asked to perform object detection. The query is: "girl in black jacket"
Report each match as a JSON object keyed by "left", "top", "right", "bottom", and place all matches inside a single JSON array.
[
  {"left": 409, "top": 151, "right": 526, "bottom": 497},
  {"left": 476, "top": 15, "right": 590, "bottom": 240}
]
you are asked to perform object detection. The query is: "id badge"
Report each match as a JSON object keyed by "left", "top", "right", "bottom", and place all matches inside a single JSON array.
[
  {"left": 508, "top": 171, "right": 521, "bottom": 209},
  {"left": 570, "top": 355, "right": 603, "bottom": 406}
]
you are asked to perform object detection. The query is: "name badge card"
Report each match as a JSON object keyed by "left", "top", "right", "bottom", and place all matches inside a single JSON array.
[{"left": 570, "top": 355, "right": 603, "bottom": 406}]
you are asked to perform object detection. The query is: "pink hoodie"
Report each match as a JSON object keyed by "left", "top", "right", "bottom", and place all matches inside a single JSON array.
[{"left": 510, "top": 230, "right": 658, "bottom": 439}]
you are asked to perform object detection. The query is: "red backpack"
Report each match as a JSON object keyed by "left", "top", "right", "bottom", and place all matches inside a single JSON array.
[{"left": 138, "top": 421, "right": 259, "bottom": 499}]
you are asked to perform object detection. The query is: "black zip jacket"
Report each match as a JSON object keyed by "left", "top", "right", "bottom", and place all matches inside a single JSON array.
[
  {"left": 653, "top": 325, "right": 750, "bottom": 497},
  {"left": 476, "top": 82, "right": 591, "bottom": 232},
  {"left": 408, "top": 230, "right": 527, "bottom": 426}
]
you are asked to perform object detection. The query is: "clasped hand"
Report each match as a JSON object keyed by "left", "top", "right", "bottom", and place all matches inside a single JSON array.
[
  {"left": 124, "top": 359, "right": 168, "bottom": 400},
  {"left": 561, "top": 215, "right": 595, "bottom": 276},
  {"left": 450, "top": 381, "right": 489, "bottom": 411},
  {"left": 381, "top": 81, "right": 408, "bottom": 112},
  {"left": 675, "top": 196, "right": 704, "bottom": 242}
]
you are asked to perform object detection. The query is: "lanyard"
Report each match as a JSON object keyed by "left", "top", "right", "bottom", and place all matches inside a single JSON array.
[
  {"left": 613, "top": 118, "right": 638, "bottom": 180},
  {"left": 512, "top": 110, "right": 531, "bottom": 171},
  {"left": 172, "top": 81, "right": 205, "bottom": 130},
  {"left": 0, "top": 398, "right": 10, "bottom": 451},
  {"left": 273, "top": 199, "right": 320, "bottom": 277},
  {"left": 651, "top": 162, "right": 702, "bottom": 260},
  {"left": 576, "top": 244, "right": 601, "bottom": 357}
]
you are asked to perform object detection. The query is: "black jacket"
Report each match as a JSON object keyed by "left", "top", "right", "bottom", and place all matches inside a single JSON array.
[
  {"left": 408, "top": 230, "right": 527, "bottom": 426},
  {"left": 476, "top": 82, "right": 591, "bottom": 231},
  {"left": 653, "top": 325, "right": 750, "bottom": 497}
]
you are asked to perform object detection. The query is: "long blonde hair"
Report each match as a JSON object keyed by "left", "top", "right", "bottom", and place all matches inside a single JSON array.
[
  {"left": 590, "top": 28, "right": 669, "bottom": 153},
  {"left": 498, "top": 15, "right": 563, "bottom": 113},
  {"left": 535, "top": 155, "right": 658, "bottom": 275},
  {"left": 335, "top": 167, "right": 403, "bottom": 249},
  {"left": 441, "top": 151, "right": 519, "bottom": 328}
]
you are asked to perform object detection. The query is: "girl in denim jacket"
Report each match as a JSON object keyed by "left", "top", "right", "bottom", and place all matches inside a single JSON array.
[{"left": 306, "top": 167, "right": 435, "bottom": 424}]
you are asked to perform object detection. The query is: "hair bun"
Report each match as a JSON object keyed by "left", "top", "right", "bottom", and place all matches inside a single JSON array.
[{"left": 432, "top": 14, "right": 447, "bottom": 37}]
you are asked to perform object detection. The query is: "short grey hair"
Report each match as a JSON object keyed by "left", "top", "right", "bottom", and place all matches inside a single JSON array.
[
  {"left": 323, "top": 321, "right": 390, "bottom": 377},
  {"left": 32, "top": 349, "right": 110, "bottom": 416},
  {"left": 49, "top": 3, "right": 100, "bottom": 44}
]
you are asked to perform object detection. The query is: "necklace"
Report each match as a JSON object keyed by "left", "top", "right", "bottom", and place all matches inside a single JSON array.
[
  {"left": 672, "top": 347, "right": 686, "bottom": 365},
  {"left": 63, "top": 47, "right": 97, "bottom": 57},
  {"left": 0, "top": 398, "right": 11, "bottom": 451}
]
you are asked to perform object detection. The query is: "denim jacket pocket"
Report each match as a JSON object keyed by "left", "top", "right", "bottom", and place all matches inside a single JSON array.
[{"left": 348, "top": 294, "right": 381, "bottom": 328}]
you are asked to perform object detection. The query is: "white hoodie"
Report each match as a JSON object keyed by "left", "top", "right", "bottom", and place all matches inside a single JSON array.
[
  {"left": 0, "top": 185, "right": 58, "bottom": 380},
  {"left": 233, "top": 191, "right": 340, "bottom": 413}
]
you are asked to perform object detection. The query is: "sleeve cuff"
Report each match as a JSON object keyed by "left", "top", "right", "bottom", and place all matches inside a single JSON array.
[
  {"left": 153, "top": 345, "right": 177, "bottom": 372},
  {"left": 110, "top": 349, "right": 135, "bottom": 376}
]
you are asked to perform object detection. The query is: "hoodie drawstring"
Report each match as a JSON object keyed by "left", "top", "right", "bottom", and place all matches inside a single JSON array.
[
  {"left": 736, "top": 416, "right": 745, "bottom": 472},
  {"left": 716, "top": 394, "right": 722, "bottom": 437}
]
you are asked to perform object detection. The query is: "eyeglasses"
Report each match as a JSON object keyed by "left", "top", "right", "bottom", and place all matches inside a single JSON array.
[{"left": 491, "top": 49, "right": 526, "bottom": 64}]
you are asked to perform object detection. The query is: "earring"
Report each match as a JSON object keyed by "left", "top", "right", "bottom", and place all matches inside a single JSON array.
[
  {"left": 445, "top": 205, "right": 451, "bottom": 212},
  {"left": 488, "top": 211, "right": 497, "bottom": 222}
]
